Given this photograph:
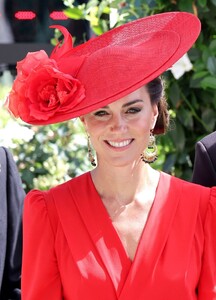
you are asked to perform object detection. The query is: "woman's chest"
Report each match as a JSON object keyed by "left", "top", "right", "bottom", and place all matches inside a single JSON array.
[{"left": 111, "top": 200, "right": 153, "bottom": 261}]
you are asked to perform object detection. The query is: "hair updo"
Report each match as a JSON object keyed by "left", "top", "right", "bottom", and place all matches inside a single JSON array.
[{"left": 146, "top": 77, "right": 169, "bottom": 135}]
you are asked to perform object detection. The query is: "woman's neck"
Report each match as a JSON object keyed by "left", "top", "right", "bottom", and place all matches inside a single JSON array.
[{"left": 90, "top": 161, "right": 160, "bottom": 206}]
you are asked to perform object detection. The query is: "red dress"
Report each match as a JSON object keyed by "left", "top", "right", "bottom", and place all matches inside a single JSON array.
[{"left": 22, "top": 172, "right": 216, "bottom": 299}]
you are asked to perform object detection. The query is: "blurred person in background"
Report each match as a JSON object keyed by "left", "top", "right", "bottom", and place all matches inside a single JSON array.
[
  {"left": 192, "top": 131, "right": 216, "bottom": 187},
  {"left": 0, "top": 147, "right": 25, "bottom": 300}
]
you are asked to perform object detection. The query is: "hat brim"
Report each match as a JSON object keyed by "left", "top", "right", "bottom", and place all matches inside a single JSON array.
[{"left": 52, "top": 11, "right": 201, "bottom": 122}]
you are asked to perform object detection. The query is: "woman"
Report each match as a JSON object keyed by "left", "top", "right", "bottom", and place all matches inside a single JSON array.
[{"left": 6, "top": 11, "right": 216, "bottom": 299}]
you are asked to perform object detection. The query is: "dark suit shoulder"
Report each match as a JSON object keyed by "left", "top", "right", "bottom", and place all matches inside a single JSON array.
[
  {"left": 199, "top": 131, "right": 216, "bottom": 149},
  {"left": 192, "top": 131, "right": 216, "bottom": 187}
]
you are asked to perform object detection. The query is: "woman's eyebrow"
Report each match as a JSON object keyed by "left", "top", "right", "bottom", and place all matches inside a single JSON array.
[
  {"left": 100, "top": 99, "right": 143, "bottom": 110},
  {"left": 122, "top": 99, "right": 144, "bottom": 108}
]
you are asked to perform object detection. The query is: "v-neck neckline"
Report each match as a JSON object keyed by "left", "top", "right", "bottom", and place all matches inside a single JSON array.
[{"left": 88, "top": 170, "right": 162, "bottom": 264}]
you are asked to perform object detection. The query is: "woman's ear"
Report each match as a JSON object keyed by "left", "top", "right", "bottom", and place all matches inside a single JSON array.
[
  {"left": 79, "top": 116, "right": 85, "bottom": 125},
  {"left": 152, "top": 104, "right": 159, "bottom": 129},
  {"left": 79, "top": 116, "right": 87, "bottom": 133}
]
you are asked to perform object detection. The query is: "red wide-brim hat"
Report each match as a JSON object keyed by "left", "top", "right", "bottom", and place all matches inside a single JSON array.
[{"left": 7, "top": 11, "right": 201, "bottom": 125}]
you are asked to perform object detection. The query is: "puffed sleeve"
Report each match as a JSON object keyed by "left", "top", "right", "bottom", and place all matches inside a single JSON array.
[
  {"left": 22, "top": 190, "right": 62, "bottom": 300},
  {"left": 198, "top": 187, "right": 216, "bottom": 299}
]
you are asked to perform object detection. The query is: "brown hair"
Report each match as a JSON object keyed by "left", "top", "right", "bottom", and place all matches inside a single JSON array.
[{"left": 146, "top": 77, "right": 169, "bottom": 135}]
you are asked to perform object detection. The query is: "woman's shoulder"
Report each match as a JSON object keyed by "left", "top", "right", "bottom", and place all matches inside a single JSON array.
[
  {"left": 25, "top": 171, "right": 90, "bottom": 204},
  {"left": 161, "top": 171, "right": 212, "bottom": 192},
  {"left": 48, "top": 171, "right": 91, "bottom": 196},
  {"left": 160, "top": 171, "right": 216, "bottom": 220},
  {"left": 161, "top": 171, "right": 216, "bottom": 199}
]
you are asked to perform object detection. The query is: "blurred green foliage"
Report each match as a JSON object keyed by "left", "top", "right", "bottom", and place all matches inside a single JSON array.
[
  {"left": 13, "top": 121, "right": 91, "bottom": 191},
  {"left": 0, "top": 0, "right": 216, "bottom": 192}
]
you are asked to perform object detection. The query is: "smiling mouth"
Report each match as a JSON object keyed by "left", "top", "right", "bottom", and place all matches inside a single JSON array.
[{"left": 106, "top": 139, "right": 133, "bottom": 148}]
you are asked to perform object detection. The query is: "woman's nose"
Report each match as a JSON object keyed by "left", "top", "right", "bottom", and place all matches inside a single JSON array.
[{"left": 110, "top": 114, "right": 126, "bottom": 131}]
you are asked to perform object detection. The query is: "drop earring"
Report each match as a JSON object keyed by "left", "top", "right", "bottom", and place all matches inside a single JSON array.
[
  {"left": 141, "top": 130, "right": 158, "bottom": 164},
  {"left": 87, "top": 135, "right": 97, "bottom": 167}
]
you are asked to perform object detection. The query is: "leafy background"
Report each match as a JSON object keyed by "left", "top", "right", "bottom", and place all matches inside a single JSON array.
[{"left": 0, "top": 0, "right": 215, "bottom": 192}]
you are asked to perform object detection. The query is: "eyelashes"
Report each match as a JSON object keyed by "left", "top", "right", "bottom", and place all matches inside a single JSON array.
[
  {"left": 94, "top": 107, "right": 142, "bottom": 117},
  {"left": 126, "top": 107, "right": 142, "bottom": 114},
  {"left": 94, "top": 110, "right": 109, "bottom": 117}
]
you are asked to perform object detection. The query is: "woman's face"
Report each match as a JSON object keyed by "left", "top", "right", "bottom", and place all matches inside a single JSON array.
[{"left": 80, "top": 86, "right": 158, "bottom": 167}]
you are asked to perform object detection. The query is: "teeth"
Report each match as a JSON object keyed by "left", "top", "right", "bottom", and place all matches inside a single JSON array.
[{"left": 107, "top": 139, "right": 131, "bottom": 148}]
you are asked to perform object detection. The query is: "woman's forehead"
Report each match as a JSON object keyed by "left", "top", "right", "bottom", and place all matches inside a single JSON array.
[{"left": 100, "top": 86, "right": 149, "bottom": 108}]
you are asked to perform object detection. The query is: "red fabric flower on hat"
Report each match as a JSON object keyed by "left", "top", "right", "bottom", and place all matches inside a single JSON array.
[{"left": 6, "top": 50, "right": 85, "bottom": 124}]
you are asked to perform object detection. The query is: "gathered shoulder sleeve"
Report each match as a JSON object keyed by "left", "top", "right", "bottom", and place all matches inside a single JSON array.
[
  {"left": 198, "top": 187, "right": 216, "bottom": 299},
  {"left": 22, "top": 190, "right": 62, "bottom": 300}
]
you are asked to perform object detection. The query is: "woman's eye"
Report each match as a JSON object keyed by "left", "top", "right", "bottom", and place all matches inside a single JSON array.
[
  {"left": 94, "top": 110, "right": 109, "bottom": 117},
  {"left": 126, "top": 107, "right": 141, "bottom": 114}
]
